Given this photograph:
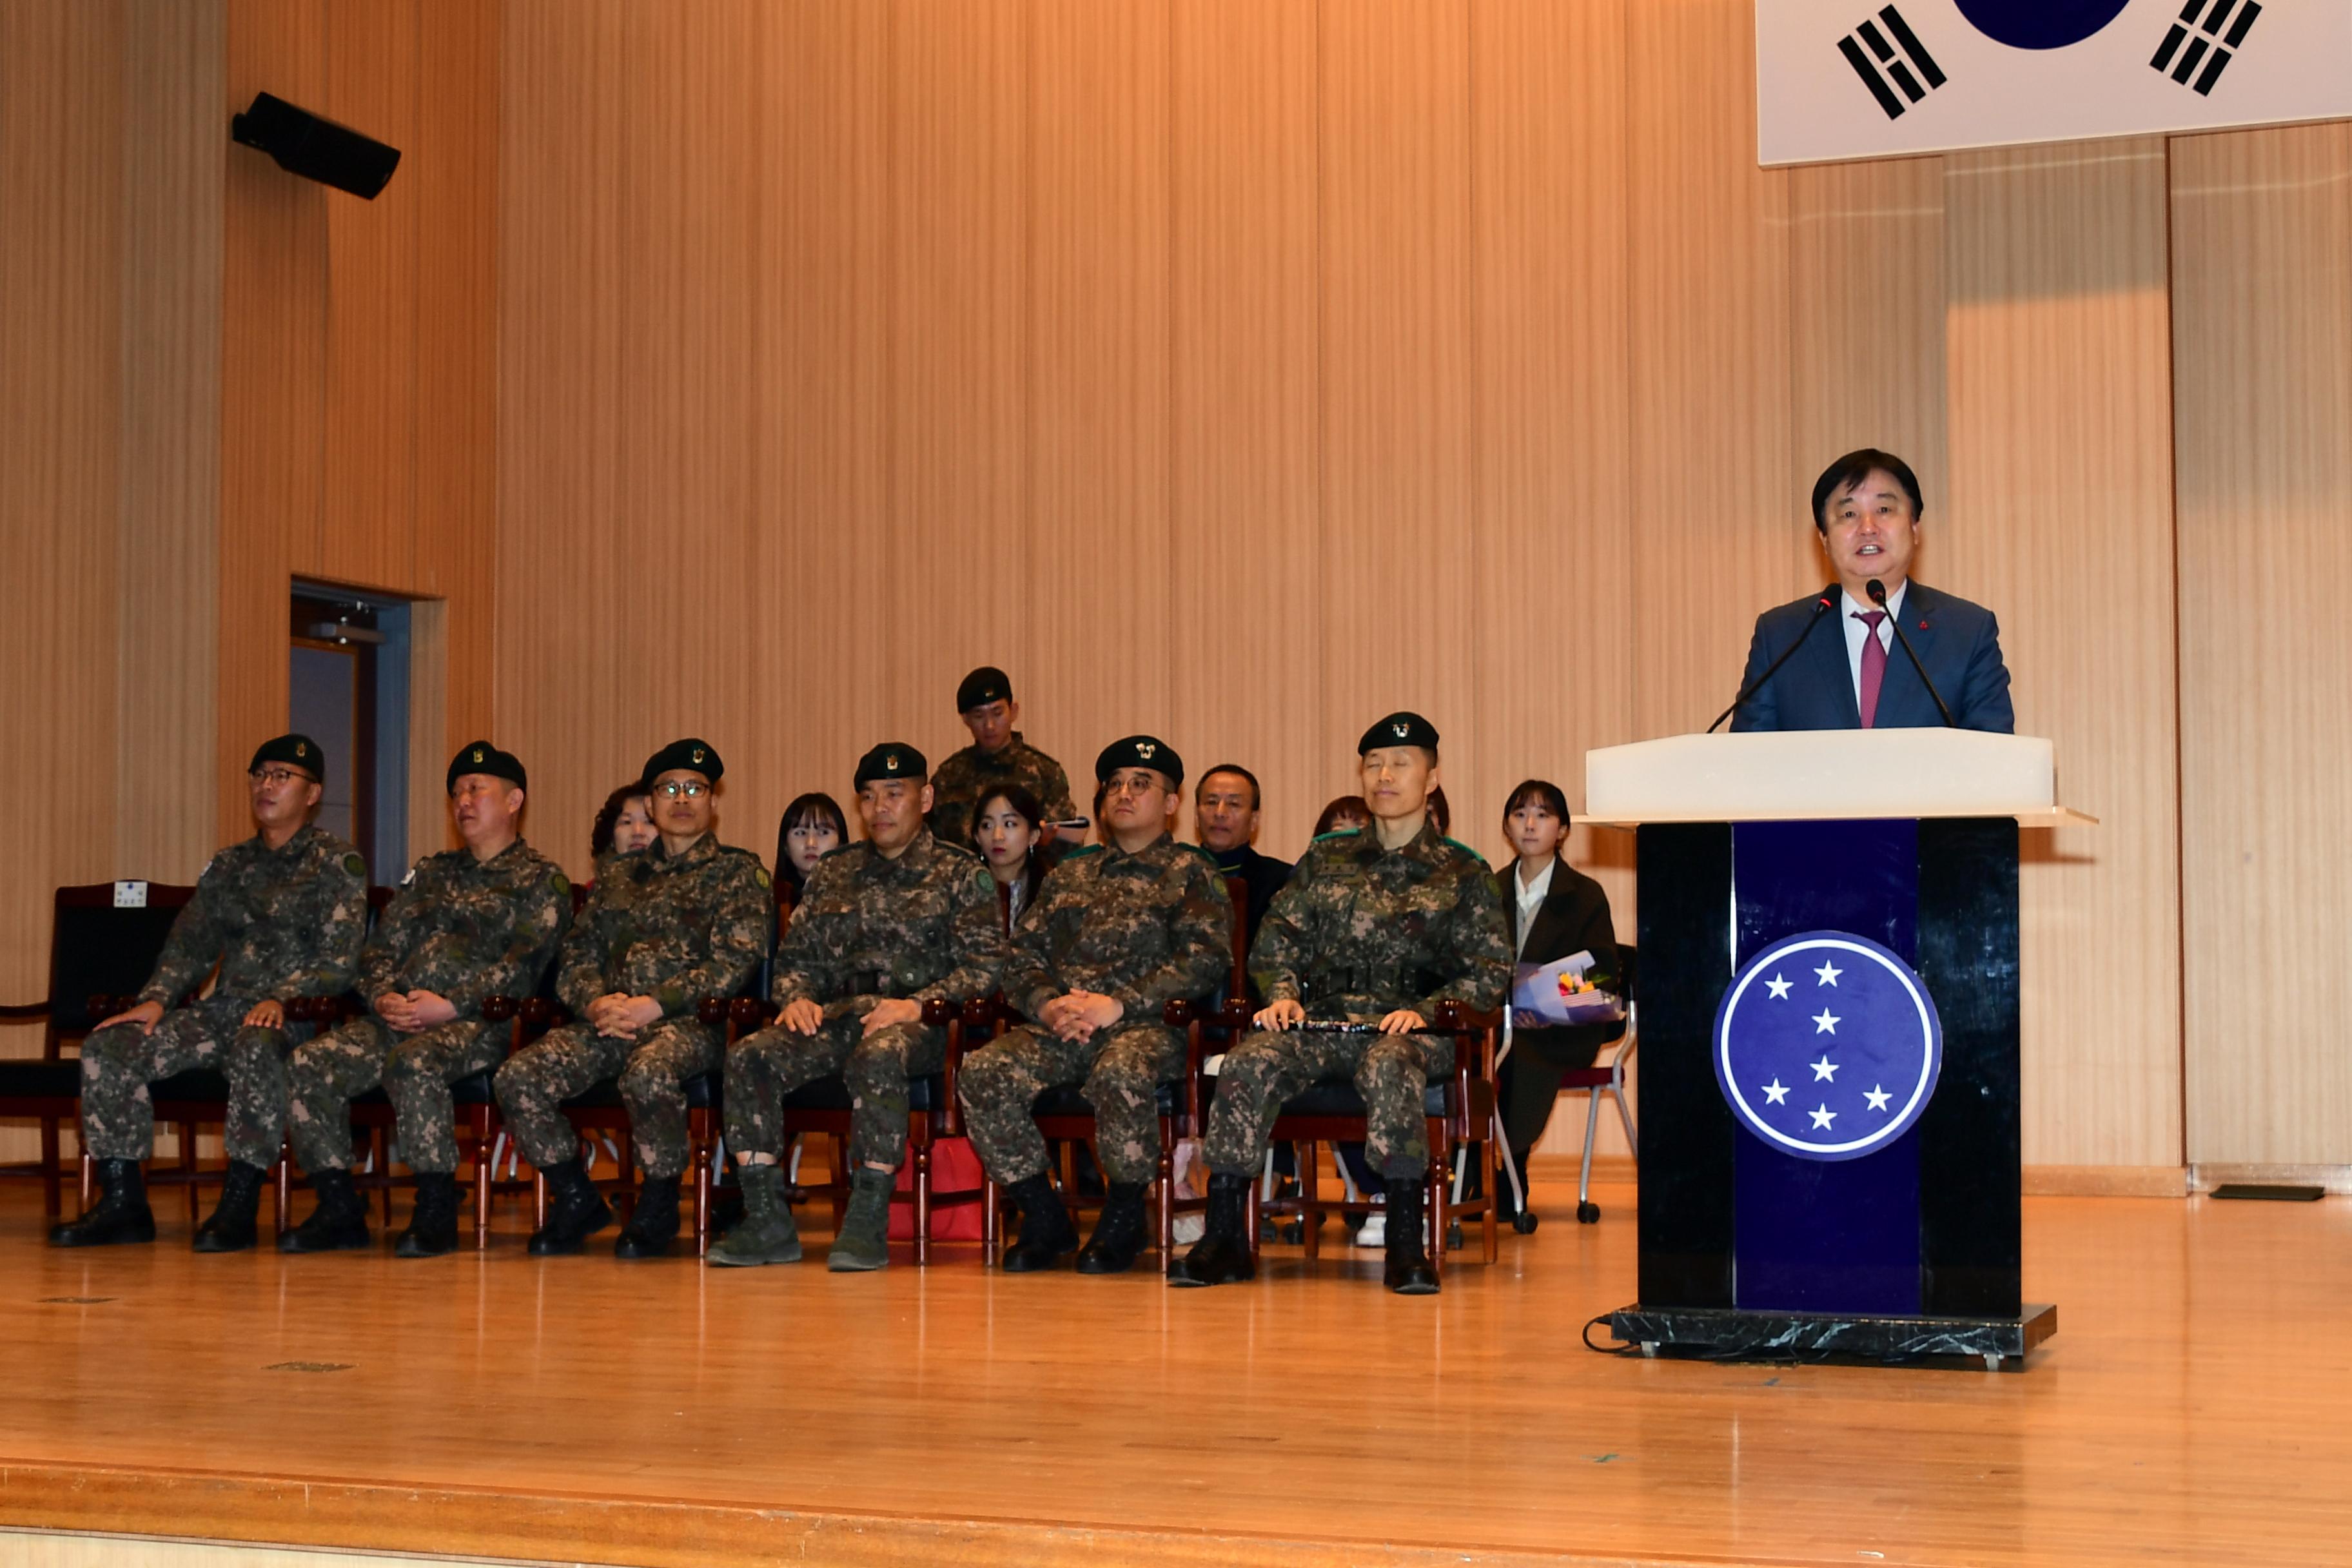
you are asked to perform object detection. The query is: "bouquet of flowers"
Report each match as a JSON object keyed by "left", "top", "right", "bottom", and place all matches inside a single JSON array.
[{"left": 1509, "top": 949, "right": 1624, "bottom": 1027}]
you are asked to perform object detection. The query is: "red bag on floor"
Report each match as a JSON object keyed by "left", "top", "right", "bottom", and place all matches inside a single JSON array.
[{"left": 887, "top": 1135, "right": 985, "bottom": 1240}]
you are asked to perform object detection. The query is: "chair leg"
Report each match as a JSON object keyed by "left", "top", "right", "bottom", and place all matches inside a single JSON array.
[
  {"left": 691, "top": 1111, "right": 712, "bottom": 1259},
  {"left": 1613, "top": 1084, "right": 1638, "bottom": 1161},
  {"left": 274, "top": 1142, "right": 293, "bottom": 1232},
  {"left": 1156, "top": 1128, "right": 1175, "bottom": 1275},
  {"left": 179, "top": 1121, "right": 199, "bottom": 1224},
  {"left": 1481, "top": 1122, "right": 1498, "bottom": 1264},
  {"left": 913, "top": 1134, "right": 933, "bottom": 1267},
  {"left": 79, "top": 1150, "right": 94, "bottom": 1212},
  {"left": 40, "top": 1117, "right": 61, "bottom": 1218},
  {"left": 1426, "top": 1119, "right": 1447, "bottom": 1284},
  {"left": 376, "top": 1127, "right": 395, "bottom": 1224},
  {"left": 472, "top": 1108, "right": 494, "bottom": 1250},
  {"left": 1580, "top": 1086, "right": 1602, "bottom": 1207},
  {"left": 1300, "top": 1141, "right": 1322, "bottom": 1261},
  {"left": 533, "top": 1170, "right": 547, "bottom": 1230},
  {"left": 981, "top": 1174, "right": 1001, "bottom": 1264}
]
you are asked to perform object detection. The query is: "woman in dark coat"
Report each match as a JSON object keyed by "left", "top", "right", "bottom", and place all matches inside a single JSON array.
[{"left": 1494, "top": 779, "right": 1623, "bottom": 1219}]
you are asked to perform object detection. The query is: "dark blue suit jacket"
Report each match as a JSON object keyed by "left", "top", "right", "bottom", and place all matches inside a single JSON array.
[{"left": 1729, "top": 583, "right": 2014, "bottom": 733}]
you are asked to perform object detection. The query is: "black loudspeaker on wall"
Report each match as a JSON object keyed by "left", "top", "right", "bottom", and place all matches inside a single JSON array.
[{"left": 230, "top": 92, "right": 401, "bottom": 200}]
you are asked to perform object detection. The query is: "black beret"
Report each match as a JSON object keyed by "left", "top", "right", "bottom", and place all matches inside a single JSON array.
[
  {"left": 250, "top": 733, "right": 325, "bottom": 783},
  {"left": 1357, "top": 711, "right": 1440, "bottom": 756},
  {"left": 447, "top": 740, "right": 526, "bottom": 793},
  {"left": 1095, "top": 734, "right": 1183, "bottom": 788},
  {"left": 854, "top": 742, "right": 928, "bottom": 788},
  {"left": 956, "top": 665, "right": 1012, "bottom": 712},
  {"left": 642, "top": 738, "right": 723, "bottom": 788}
]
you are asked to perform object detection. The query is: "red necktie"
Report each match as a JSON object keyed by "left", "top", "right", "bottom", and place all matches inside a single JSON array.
[{"left": 1856, "top": 610, "right": 1887, "bottom": 728}]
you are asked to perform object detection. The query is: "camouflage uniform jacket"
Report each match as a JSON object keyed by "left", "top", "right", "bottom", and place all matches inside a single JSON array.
[
  {"left": 1250, "top": 819, "right": 1511, "bottom": 1022},
  {"left": 926, "top": 732, "right": 1078, "bottom": 841},
  {"left": 358, "top": 838, "right": 572, "bottom": 1015},
  {"left": 1003, "top": 834, "right": 1234, "bottom": 1023},
  {"left": 770, "top": 830, "right": 1006, "bottom": 1015},
  {"left": 555, "top": 832, "right": 772, "bottom": 1017},
  {"left": 137, "top": 823, "right": 369, "bottom": 1007}
]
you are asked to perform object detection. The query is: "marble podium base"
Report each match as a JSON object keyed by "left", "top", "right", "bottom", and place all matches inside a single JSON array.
[{"left": 1607, "top": 1302, "right": 2057, "bottom": 1371}]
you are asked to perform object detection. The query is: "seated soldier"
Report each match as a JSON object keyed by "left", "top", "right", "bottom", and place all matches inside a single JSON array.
[
  {"left": 959, "top": 736, "right": 1233, "bottom": 1275},
  {"left": 52, "top": 734, "right": 369, "bottom": 1250},
  {"left": 279, "top": 742, "right": 570, "bottom": 1257},
  {"left": 495, "top": 739, "right": 771, "bottom": 1259},
  {"left": 710, "top": 743, "right": 1006, "bottom": 1271},
  {"left": 1172, "top": 712, "right": 1509, "bottom": 1296}
]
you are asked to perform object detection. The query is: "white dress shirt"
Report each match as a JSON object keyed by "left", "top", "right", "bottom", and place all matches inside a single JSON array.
[
  {"left": 1840, "top": 579, "right": 1907, "bottom": 712},
  {"left": 1511, "top": 858, "right": 1555, "bottom": 959}
]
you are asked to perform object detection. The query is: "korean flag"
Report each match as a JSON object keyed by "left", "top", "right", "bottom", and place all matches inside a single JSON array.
[{"left": 1758, "top": 1, "right": 2352, "bottom": 166}]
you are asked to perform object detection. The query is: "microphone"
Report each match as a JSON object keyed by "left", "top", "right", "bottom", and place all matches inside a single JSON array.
[
  {"left": 1707, "top": 592, "right": 1837, "bottom": 733},
  {"left": 1868, "top": 578, "right": 1956, "bottom": 729}
]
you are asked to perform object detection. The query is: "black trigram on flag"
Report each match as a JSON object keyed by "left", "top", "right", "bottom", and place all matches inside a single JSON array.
[
  {"left": 2152, "top": 0, "right": 2262, "bottom": 95},
  {"left": 1837, "top": 6, "right": 1948, "bottom": 121}
]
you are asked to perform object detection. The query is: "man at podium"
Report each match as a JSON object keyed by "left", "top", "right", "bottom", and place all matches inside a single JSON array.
[{"left": 1730, "top": 449, "right": 2014, "bottom": 733}]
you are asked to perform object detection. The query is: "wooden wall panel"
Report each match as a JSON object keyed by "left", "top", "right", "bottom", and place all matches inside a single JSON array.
[
  {"left": 1030, "top": 0, "right": 1173, "bottom": 752},
  {"left": 1317, "top": 0, "right": 1478, "bottom": 816},
  {"left": 1944, "top": 140, "right": 2182, "bottom": 1168},
  {"left": 0, "top": 0, "right": 124, "bottom": 1001},
  {"left": 1626, "top": 0, "right": 1798, "bottom": 740},
  {"left": 1168, "top": 0, "right": 1322, "bottom": 857},
  {"left": 221, "top": 0, "right": 327, "bottom": 843},
  {"left": 116, "top": 0, "right": 226, "bottom": 881},
  {"left": 2172, "top": 125, "right": 2352, "bottom": 1166}
]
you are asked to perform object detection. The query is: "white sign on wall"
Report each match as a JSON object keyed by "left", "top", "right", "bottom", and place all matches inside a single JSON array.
[{"left": 1757, "top": 1, "right": 2352, "bottom": 166}]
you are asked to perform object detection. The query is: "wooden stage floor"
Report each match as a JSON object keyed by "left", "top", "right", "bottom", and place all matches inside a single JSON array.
[{"left": 0, "top": 1177, "right": 2346, "bottom": 1568}]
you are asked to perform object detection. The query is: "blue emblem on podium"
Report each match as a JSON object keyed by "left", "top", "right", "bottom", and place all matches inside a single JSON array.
[{"left": 1714, "top": 930, "right": 1941, "bottom": 1163}]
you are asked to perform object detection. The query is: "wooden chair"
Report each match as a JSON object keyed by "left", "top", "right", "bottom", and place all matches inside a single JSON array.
[
  {"left": 1242, "top": 1001, "right": 1504, "bottom": 1282},
  {"left": 0, "top": 882, "right": 198, "bottom": 1216},
  {"left": 976, "top": 876, "right": 1251, "bottom": 1273},
  {"left": 762, "top": 994, "right": 988, "bottom": 1265}
]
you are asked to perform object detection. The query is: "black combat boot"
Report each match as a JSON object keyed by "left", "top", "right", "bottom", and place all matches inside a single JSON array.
[
  {"left": 191, "top": 1160, "right": 267, "bottom": 1253},
  {"left": 999, "top": 1171, "right": 1079, "bottom": 1272},
  {"left": 527, "top": 1157, "right": 614, "bottom": 1256},
  {"left": 1382, "top": 1175, "right": 1439, "bottom": 1295},
  {"left": 49, "top": 1159, "right": 155, "bottom": 1248},
  {"left": 278, "top": 1168, "right": 373, "bottom": 1253},
  {"left": 394, "top": 1171, "right": 462, "bottom": 1259},
  {"left": 1075, "top": 1180, "right": 1149, "bottom": 1275},
  {"left": 707, "top": 1161, "right": 801, "bottom": 1267},
  {"left": 827, "top": 1166, "right": 896, "bottom": 1271},
  {"left": 613, "top": 1170, "right": 683, "bottom": 1259},
  {"left": 1168, "top": 1171, "right": 1255, "bottom": 1288}
]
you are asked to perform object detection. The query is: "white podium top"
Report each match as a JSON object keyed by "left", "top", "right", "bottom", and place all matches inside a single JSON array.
[{"left": 1582, "top": 730, "right": 2096, "bottom": 828}]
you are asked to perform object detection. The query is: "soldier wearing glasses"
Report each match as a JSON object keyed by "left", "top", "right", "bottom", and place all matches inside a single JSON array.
[
  {"left": 52, "top": 735, "right": 371, "bottom": 1250},
  {"left": 494, "top": 738, "right": 772, "bottom": 1259}
]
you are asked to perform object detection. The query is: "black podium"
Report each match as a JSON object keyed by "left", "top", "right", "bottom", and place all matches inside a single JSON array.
[{"left": 1582, "top": 731, "right": 2085, "bottom": 1369}]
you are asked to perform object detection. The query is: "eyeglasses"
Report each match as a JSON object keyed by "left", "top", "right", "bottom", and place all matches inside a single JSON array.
[
  {"left": 248, "top": 768, "right": 310, "bottom": 788},
  {"left": 653, "top": 779, "right": 709, "bottom": 800}
]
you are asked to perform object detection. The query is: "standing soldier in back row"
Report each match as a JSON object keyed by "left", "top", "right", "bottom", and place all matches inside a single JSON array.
[
  {"left": 927, "top": 666, "right": 1083, "bottom": 848},
  {"left": 496, "top": 738, "right": 772, "bottom": 1259},
  {"left": 278, "top": 742, "right": 570, "bottom": 1259},
  {"left": 52, "top": 734, "right": 370, "bottom": 1250},
  {"left": 1173, "top": 712, "right": 1511, "bottom": 1297},
  {"left": 711, "top": 743, "right": 1006, "bottom": 1272},
  {"left": 959, "top": 736, "right": 1234, "bottom": 1275}
]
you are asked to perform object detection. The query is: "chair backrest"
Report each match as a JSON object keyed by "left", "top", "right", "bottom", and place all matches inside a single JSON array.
[
  {"left": 44, "top": 882, "right": 200, "bottom": 1046},
  {"left": 1223, "top": 876, "right": 1249, "bottom": 997}
]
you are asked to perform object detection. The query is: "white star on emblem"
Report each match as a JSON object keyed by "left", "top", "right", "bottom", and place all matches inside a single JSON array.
[
  {"left": 1814, "top": 959, "right": 1842, "bottom": 987},
  {"left": 1810, "top": 1055, "right": 1839, "bottom": 1082},
  {"left": 1812, "top": 1008, "right": 1840, "bottom": 1035},
  {"left": 1765, "top": 973, "right": 1792, "bottom": 1000},
  {"left": 1864, "top": 1085, "right": 1892, "bottom": 1112},
  {"left": 1808, "top": 1104, "right": 1838, "bottom": 1131},
  {"left": 1761, "top": 1078, "right": 1789, "bottom": 1106}
]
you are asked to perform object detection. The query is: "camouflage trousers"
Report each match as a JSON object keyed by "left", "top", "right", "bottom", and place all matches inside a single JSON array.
[
  {"left": 725, "top": 1015, "right": 944, "bottom": 1171},
  {"left": 1202, "top": 1028, "right": 1447, "bottom": 1181},
  {"left": 957, "top": 1022, "right": 1182, "bottom": 1187},
  {"left": 78, "top": 998, "right": 295, "bottom": 1167},
  {"left": 286, "top": 1016, "right": 502, "bottom": 1175},
  {"left": 494, "top": 1018, "right": 721, "bottom": 1179}
]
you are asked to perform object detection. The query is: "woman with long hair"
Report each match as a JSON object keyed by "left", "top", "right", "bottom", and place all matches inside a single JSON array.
[
  {"left": 970, "top": 784, "right": 1054, "bottom": 933},
  {"left": 772, "top": 792, "right": 850, "bottom": 909},
  {"left": 1311, "top": 794, "right": 1371, "bottom": 839}
]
